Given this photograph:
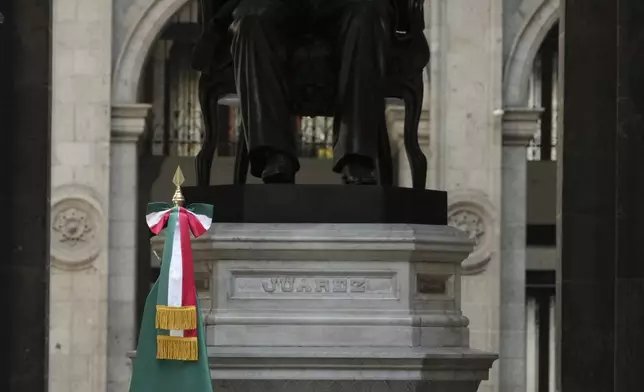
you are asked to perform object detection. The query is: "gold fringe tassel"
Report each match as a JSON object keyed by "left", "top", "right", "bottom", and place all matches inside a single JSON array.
[
  {"left": 155, "top": 305, "right": 197, "bottom": 330},
  {"left": 156, "top": 335, "right": 199, "bottom": 361}
]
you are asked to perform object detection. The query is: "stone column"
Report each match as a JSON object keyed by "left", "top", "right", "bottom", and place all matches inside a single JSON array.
[
  {"left": 428, "top": 0, "right": 504, "bottom": 391},
  {"left": 108, "top": 104, "right": 151, "bottom": 392},
  {"left": 500, "top": 108, "right": 542, "bottom": 392},
  {"left": 49, "top": 0, "right": 113, "bottom": 391}
]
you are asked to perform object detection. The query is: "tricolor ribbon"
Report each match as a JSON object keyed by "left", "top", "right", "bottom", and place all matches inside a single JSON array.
[{"left": 146, "top": 202, "right": 213, "bottom": 361}]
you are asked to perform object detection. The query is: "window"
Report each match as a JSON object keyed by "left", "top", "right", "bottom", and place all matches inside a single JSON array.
[
  {"left": 526, "top": 271, "right": 556, "bottom": 392},
  {"left": 528, "top": 24, "right": 559, "bottom": 161},
  {"left": 165, "top": 42, "right": 203, "bottom": 156}
]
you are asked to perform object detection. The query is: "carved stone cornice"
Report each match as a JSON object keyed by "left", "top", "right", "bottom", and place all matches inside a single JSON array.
[
  {"left": 501, "top": 107, "right": 543, "bottom": 147},
  {"left": 110, "top": 103, "right": 152, "bottom": 143}
]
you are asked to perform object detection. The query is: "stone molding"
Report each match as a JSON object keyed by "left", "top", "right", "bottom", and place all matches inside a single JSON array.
[
  {"left": 205, "top": 314, "right": 470, "bottom": 332},
  {"left": 206, "top": 346, "right": 497, "bottom": 380},
  {"left": 128, "top": 346, "right": 497, "bottom": 383},
  {"left": 111, "top": 103, "right": 152, "bottom": 143},
  {"left": 50, "top": 185, "right": 105, "bottom": 271},
  {"left": 212, "top": 380, "right": 483, "bottom": 392},
  {"left": 447, "top": 190, "right": 497, "bottom": 275},
  {"left": 152, "top": 223, "right": 475, "bottom": 264},
  {"left": 501, "top": 107, "right": 543, "bottom": 146}
]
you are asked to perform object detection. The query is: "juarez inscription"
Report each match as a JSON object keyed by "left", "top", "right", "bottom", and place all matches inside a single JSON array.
[{"left": 261, "top": 277, "right": 367, "bottom": 294}]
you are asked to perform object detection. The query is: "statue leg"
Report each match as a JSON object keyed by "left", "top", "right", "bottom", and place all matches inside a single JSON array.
[
  {"left": 318, "top": 0, "right": 390, "bottom": 184},
  {"left": 230, "top": 0, "right": 299, "bottom": 182}
]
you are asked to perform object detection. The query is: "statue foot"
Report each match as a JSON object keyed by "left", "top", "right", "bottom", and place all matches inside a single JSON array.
[
  {"left": 341, "top": 157, "right": 377, "bottom": 185},
  {"left": 262, "top": 152, "right": 296, "bottom": 184}
]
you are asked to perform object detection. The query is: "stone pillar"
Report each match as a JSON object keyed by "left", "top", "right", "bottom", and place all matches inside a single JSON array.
[
  {"left": 559, "top": 0, "right": 644, "bottom": 390},
  {"left": 108, "top": 104, "right": 151, "bottom": 392},
  {"left": 429, "top": 0, "right": 504, "bottom": 390},
  {"left": 500, "top": 108, "right": 542, "bottom": 392},
  {"left": 49, "top": 0, "right": 112, "bottom": 391},
  {"left": 1, "top": 1, "right": 50, "bottom": 391}
]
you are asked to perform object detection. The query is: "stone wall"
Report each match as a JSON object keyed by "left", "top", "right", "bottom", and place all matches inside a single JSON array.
[{"left": 49, "top": 1, "right": 113, "bottom": 392}]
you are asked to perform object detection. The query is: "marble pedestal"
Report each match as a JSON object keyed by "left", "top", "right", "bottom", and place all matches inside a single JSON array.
[{"left": 151, "top": 223, "right": 497, "bottom": 391}]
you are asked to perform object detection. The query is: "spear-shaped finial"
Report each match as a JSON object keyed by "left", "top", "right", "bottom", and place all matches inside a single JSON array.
[{"left": 172, "top": 166, "right": 185, "bottom": 206}]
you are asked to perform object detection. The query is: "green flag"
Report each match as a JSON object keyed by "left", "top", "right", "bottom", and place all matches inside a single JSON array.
[
  {"left": 129, "top": 201, "right": 214, "bottom": 392},
  {"left": 128, "top": 282, "right": 213, "bottom": 392}
]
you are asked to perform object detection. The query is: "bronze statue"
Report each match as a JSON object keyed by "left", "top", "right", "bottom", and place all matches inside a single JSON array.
[
  {"left": 192, "top": 0, "right": 429, "bottom": 188},
  {"left": 231, "top": 0, "right": 390, "bottom": 185}
]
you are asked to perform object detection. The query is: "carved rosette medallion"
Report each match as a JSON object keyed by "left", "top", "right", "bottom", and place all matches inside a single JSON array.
[
  {"left": 449, "top": 209, "right": 485, "bottom": 248},
  {"left": 51, "top": 196, "right": 103, "bottom": 271},
  {"left": 448, "top": 192, "right": 495, "bottom": 275}
]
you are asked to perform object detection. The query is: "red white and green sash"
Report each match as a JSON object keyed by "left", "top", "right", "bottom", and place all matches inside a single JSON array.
[{"left": 146, "top": 202, "right": 213, "bottom": 361}]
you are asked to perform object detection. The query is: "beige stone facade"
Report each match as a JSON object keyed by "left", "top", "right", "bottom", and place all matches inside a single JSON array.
[{"left": 48, "top": 0, "right": 560, "bottom": 391}]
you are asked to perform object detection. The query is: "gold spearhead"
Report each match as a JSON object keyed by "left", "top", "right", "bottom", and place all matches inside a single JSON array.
[{"left": 172, "top": 166, "right": 185, "bottom": 206}]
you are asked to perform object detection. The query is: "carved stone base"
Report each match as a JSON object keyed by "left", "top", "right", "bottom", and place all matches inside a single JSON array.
[
  {"left": 209, "top": 346, "right": 494, "bottom": 389},
  {"left": 149, "top": 223, "right": 496, "bottom": 387},
  {"left": 214, "top": 380, "right": 482, "bottom": 392}
]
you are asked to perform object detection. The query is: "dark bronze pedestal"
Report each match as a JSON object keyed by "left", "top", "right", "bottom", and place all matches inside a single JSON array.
[{"left": 183, "top": 185, "right": 447, "bottom": 224}]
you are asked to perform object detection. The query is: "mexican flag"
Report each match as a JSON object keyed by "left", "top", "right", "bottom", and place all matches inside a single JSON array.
[{"left": 129, "top": 202, "right": 214, "bottom": 392}]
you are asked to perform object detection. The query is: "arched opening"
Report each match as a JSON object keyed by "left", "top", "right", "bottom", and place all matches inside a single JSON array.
[
  {"left": 525, "top": 21, "right": 559, "bottom": 392},
  {"left": 527, "top": 23, "right": 560, "bottom": 161},
  {"left": 503, "top": 0, "right": 560, "bottom": 108}
]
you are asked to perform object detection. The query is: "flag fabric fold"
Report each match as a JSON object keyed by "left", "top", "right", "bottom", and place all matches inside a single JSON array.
[{"left": 129, "top": 202, "right": 214, "bottom": 392}]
